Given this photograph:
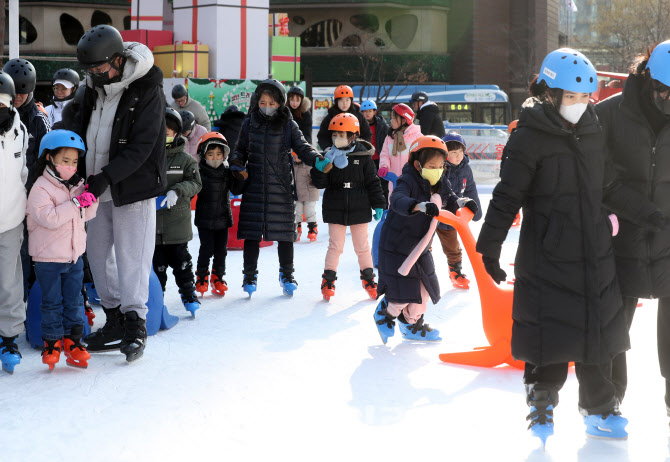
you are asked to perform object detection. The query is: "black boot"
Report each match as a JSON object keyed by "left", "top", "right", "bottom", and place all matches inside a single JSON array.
[
  {"left": 84, "top": 305, "right": 124, "bottom": 351},
  {"left": 120, "top": 311, "right": 147, "bottom": 363}
]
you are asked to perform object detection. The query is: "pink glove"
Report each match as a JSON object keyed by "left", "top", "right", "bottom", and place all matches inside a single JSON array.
[
  {"left": 378, "top": 167, "right": 389, "bottom": 177},
  {"left": 609, "top": 214, "right": 619, "bottom": 236},
  {"left": 73, "top": 191, "right": 97, "bottom": 209}
]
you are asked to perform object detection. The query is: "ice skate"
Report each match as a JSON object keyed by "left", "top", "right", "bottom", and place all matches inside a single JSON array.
[
  {"left": 279, "top": 266, "right": 298, "bottom": 296},
  {"left": 373, "top": 297, "right": 395, "bottom": 344},
  {"left": 294, "top": 223, "right": 302, "bottom": 242},
  {"left": 527, "top": 389, "right": 554, "bottom": 448},
  {"left": 84, "top": 305, "right": 124, "bottom": 352},
  {"left": 41, "top": 339, "right": 62, "bottom": 371},
  {"left": 307, "top": 222, "right": 318, "bottom": 242},
  {"left": 584, "top": 409, "right": 628, "bottom": 440},
  {"left": 449, "top": 263, "right": 470, "bottom": 289},
  {"left": 0, "top": 336, "right": 21, "bottom": 374},
  {"left": 243, "top": 271, "right": 258, "bottom": 297},
  {"left": 211, "top": 268, "right": 228, "bottom": 296},
  {"left": 398, "top": 314, "right": 441, "bottom": 342},
  {"left": 119, "top": 311, "right": 147, "bottom": 363},
  {"left": 84, "top": 303, "right": 95, "bottom": 326},
  {"left": 63, "top": 326, "right": 91, "bottom": 368},
  {"left": 195, "top": 268, "right": 209, "bottom": 296},
  {"left": 181, "top": 292, "right": 200, "bottom": 317},
  {"left": 360, "top": 268, "right": 378, "bottom": 299},
  {"left": 321, "top": 270, "right": 337, "bottom": 301}
]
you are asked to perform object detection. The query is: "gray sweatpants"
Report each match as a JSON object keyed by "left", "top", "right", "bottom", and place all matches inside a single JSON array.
[
  {"left": 0, "top": 223, "right": 25, "bottom": 337},
  {"left": 87, "top": 199, "right": 156, "bottom": 319}
]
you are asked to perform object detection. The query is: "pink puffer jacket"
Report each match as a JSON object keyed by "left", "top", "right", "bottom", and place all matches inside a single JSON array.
[
  {"left": 379, "top": 123, "right": 423, "bottom": 176},
  {"left": 26, "top": 170, "right": 98, "bottom": 263}
]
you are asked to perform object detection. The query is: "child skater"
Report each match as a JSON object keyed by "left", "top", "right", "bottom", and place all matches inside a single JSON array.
[
  {"left": 194, "top": 132, "right": 243, "bottom": 297},
  {"left": 153, "top": 108, "right": 202, "bottom": 316},
  {"left": 310, "top": 113, "right": 386, "bottom": 301},
  {"left": 436, "top": 132, "right": 482, "bottom": 289},
  {"left": 377, "top": 103, "right": 422, "bottom": 197},
  {"left": 228, "top": 79, "right": 332, "bottom": 297},
  {"left": 26, "top": 130, "right": 98, "bottom": 370},
  {"left": 374, "top": 136, "right": 477, "bottom": 343}
]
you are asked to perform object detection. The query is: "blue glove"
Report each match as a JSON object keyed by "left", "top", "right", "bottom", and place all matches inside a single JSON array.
[
  {"left": 314, "top": 156, "right": 332, "bottom": 173},
  {"left": 325, "top": 146, "right": 352, "bottom": 169},
  {"left": 156, "top": 195, "right": 167, "bottom": 210},
  {"left": 374, "top": 208, "right": 384, "bottom": 221}
]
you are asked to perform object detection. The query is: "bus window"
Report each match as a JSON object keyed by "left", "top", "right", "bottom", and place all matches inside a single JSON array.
[
  {"left": 442, "top": 103, "right": 473, "bottom": 123},
  {"left": 481, "top": 104, "right": 508, "bottom": 125}
]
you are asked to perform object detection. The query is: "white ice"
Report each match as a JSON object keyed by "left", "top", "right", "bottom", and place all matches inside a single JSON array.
[{"left": 2, "top": 186, "right": 668, "bottom": 462}]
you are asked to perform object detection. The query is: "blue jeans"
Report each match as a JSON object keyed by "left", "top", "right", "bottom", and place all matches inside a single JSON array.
[{"left": 34, "top": 258, "right": 85, "bottom": 341}]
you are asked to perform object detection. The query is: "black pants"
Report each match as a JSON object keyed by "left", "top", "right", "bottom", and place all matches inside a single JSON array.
[
  {"left": 243, "top": 240, "right": 293, "bottom": 274},
  {"left": 523, "top": 361, "right": 618, "bottom": 414},
  {"left": 152, "top": 243, "right": 195, "bottom": 294},
  {"left": 612, "top": 296, "right": 670, "bottom": 406},
  {"left": 197, "top": 227, "right": 229, "bottom": 273},
  {"left": 373, "top": 158, "right": 389, "bottom": 203}
]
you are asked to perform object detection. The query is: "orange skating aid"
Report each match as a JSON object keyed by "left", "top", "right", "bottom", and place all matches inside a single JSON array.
[
  {"left": 41, "top": 340, "right": 62, "bottom": 371},
  {"left": 210, "top": 269, "right": 228, "bottom": 296},
  {"left": 511, "top": 212, "right": 522, "bottom": 227},
  {"left": 63, "top": 338, "right": 90, "bottom": 368},
  {"left": 435, "top": 208, "right": 524, "bottom": 369}
]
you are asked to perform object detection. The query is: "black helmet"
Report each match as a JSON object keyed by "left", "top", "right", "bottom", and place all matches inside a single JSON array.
[
  {"left": 166, "top": 106, "right": 183, "bottom": 136},
  {"left": 52, "top": 68, "right": 80, "bottom": 89},
  {"left": 409, "top": 91, "right": 429, "bottom": 104},
  {"left": 178, "top": 110, "right": 196, "bottom": 132},
  {"left": 172, "top": 84, "right": 188, "bottom": 100},
  {"left": 3, "top": 59, "right": 36, "bottom": 94},
  {"left": 0, "top": 70, "right": 16, "bottom": 99},
  {"left": 77, "top": 25, "right": 125, "bottom": 69},
  {"left": 287, "top": 86, "right": 305, "bottom": 98},
  {"left": 255, "top": 79, "right": 287, "bottom": 106}
]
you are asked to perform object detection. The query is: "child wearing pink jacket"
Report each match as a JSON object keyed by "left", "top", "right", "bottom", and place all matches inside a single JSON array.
[
  {"left": 26, "top": 130, "right": 98, "bottom": 370},
  {"left": 377, "top": 103, "right": 423, "bottom": 198}
]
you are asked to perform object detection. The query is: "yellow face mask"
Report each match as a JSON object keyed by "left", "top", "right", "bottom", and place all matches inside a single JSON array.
[
  {"left": 420, "top": 167, "right": 443, "bottom": 186},
  {"left": 166, "top": 136, "right": 174, "bottom": 146}
]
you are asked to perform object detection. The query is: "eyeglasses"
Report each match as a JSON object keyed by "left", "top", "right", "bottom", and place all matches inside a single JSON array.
[{"left": 652, "top": 80, "right": 670, "bottom": 95}]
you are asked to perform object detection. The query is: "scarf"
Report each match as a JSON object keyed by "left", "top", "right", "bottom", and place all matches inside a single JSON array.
[{"left": 391, "top": 125, "right": 407, "bottom": 157}]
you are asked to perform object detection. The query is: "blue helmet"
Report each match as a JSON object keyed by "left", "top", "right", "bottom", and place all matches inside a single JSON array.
[
  {"left": 39, "top": 130, "right": 86, "bottom": 158},
  {"left": 646, "top": 40, "right": 670, "bottom": 87},
  {"left": 538, "top": 48, "right": 598, "bottom": 93},
  {"left": 360, "top": 100, "right": 377, "bottom": 111},
  {"left": 442, "top": 132, "right": 466, "bottom": 150}
]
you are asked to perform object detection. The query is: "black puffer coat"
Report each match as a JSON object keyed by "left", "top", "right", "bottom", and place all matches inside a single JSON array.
[
  {"left": 20, "top": 99, "right": 51, "bottom": 189},
  {"left": 417, "top": 102, "right": 445, "bottom": 138},
  {"left": 310, "top": 140, "right": 386, "bottom": 225},
  {"left": 317, "top": 104, "right": 372, "bottom": 150},
  {"left": 597, "top": 75, "right": 670, "bottom": 298},
  {"left": 213, "top": 105, "right": 246, "bottom": 150},
  {"left": 229, "top": 106, "right": 318, "bottom": 242},
  {"left": 438, "top": 155, "right": 482, "bottom": 231},
  {"left": 377, "top": 163, "right": 457, "bottom": 305},
  {"left": 476, "top": 97, "right": 631, "bottom": 366},
  {"left": 195, "top": 160, "right": 244, "bottom": 230}
]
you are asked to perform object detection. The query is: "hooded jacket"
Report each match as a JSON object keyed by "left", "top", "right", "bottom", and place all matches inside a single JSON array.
[
  {"left": 379, "top": 123, "right": 423, "bottom": 177},
  {"left": 310, "top": 140, "right": 385, "bottom": 225},
  {"left": 597, "top": 74, "right": 670, "bottom": 298},
  {"left": 438, "top": 155, "right": 482, "bottom": 230},
  {"left": 195, "top": 158, "right": 243, "bottom": 230},
  {"left": 476, "top": 97, "right": 633, "bottom": 366},
  {"left": 291, "top": 96, "right": 313, "bottom": 144},
  {"left": 212, "top": 105, "right": 246, "bottom": 150},
  {"left": 316, "top": 103, "right": 372, "bottom": 150},
  {"left": 0, "top": 110, "right": 28, "bottom": 233},
  {"left": 417, "top": 102, "right": 445, "bottom": 138},
  {"left": 72, "top": 42, "right": 167, "bottom": 207},
  {"left": 171, "top": 95, "right": 211, "bottom": 131},
  {"left": 183, "top": 123, "right": 208, "bottom": 162}
]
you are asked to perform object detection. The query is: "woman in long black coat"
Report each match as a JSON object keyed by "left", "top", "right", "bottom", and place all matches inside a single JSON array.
[
  {"left": 476, "top": 48, "right": 653, "bottom": 442},
  {"left": 228, "top": 80, "right": 332, "bottom": 296}
]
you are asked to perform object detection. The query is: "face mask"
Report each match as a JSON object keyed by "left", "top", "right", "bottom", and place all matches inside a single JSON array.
[
  {"left": 332, "top": 135, "right": 351, "bottom": 149},
  {"left": 55, "top": 164, "right": 77, "bottom": 181},
  {"left": 166, "top": 136, "right": 174, "bottom": 146},
  {"left": 89, "top": 70, "right": 111, "bottom": 87},
  {"left": 0, "top": 106, "right": 11, "bottom": 125},
  {"left": 260, "top": 106, "right": 278, "bottom": 117},
  {"left": 559, "top": 103, "right": 587, "bottom": 124},
  {"left": 206, "top": 159, "right": 223, "bottom": 169},
  {"left": 420, "top": 166, "right": 443, "bottom": 186}
]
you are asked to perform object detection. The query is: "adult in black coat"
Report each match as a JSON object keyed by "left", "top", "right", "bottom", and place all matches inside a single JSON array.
[
  {"left": 212, "top": 105, "right": 246, "bottom": 150},
  {"left": 287, "top": 86, "right": 313, "bottom": 144},
  {"left": 597, "top": 42, "right": 670, "bottom": 408},
  {"left": 317, "top": 97, "right": 372, "bottom": 150},
  {"left": 409, "top": 92, "right": 445, "bottom": 138},
  {"left": 229, "top": 79, "right": 331, "bottom": 288}
]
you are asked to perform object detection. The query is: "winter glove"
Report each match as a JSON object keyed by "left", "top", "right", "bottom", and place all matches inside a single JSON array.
[
  {"left": 608, "top": 214, "right": 619, "bottom": 237},
  {"left": 374, "top": 208, "right": 384, "bottom": 221},
  {"left": 377, "top": 167, "right": 389, "bottom": 178},
  {"left": 457, "top": 197, "right": 479, "bottom": 214},
  {"left": 646, "top": 211, "right": 667, "bottom": 232},
  {"left": 314, "top": 156, "right": 333, "bottom": 173},
  {"left": 86, "top": 172, "right": 110, "bottom": 199},
  {"left": 156, "top": 195, "right": 167, "bottom": 210},
  {"left": 161, "top": 190, "right": 179, "bottom": 209},
  {"left": 482, "top": 256, "right": 507, "bottom": 284},
  {"left": 72, "top": 191, "right": 97, "bottom": 209},
  {"left": 324, "top": 147, "right": 350, "bottom": 169},
  {"left": 229, "top": 163, "right": 249, "bottom": 181},
  {"left": 417, "top": 201, "right": 440, "bottom": 217}
]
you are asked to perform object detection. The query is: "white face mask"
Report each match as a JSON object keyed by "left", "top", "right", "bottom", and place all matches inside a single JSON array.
[
  {"left": 332, "top": 135, "right": 350, "bottom": 149},
  {"left": 206, "top": 159, "right": 223, "bottom": 168},
  {"left": 559, "top": 103, "right": 587, "bottom": 124}
]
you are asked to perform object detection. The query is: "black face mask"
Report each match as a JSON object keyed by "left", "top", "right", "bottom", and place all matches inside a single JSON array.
[
  {"left": 88, "top": 61, "right": 123, "bottom": 87},
  {"left": 0, "top": 106, "right": 11, "bottom": 126}
]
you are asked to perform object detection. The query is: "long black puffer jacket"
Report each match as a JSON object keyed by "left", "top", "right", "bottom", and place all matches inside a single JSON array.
[
  {"left": 377, "top": 163, "right": 458, "bottom": 305},
  {"left": 317, "top": 103, "right": 372, "bottom": 150},
  {"left": 597, "top": 74, "right": 670, "bottom": 298},
  {"left": 229, "top": 106, "right": 319, "bottom": 242},
  {"left": 310, "top": 140, "right": 386, "bottom": 225},
  {"left": 476, "top": 97, "right": 634, "bottom": 366},
  {"left": 194, "top": 159, "right": 245, "bottom": 230}
]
